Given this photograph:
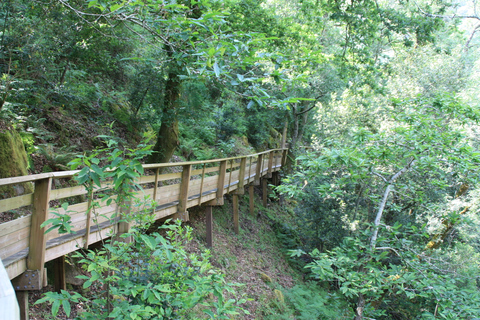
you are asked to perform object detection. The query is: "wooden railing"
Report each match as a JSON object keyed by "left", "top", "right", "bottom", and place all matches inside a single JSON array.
[{"left": 0, "top": 149, "right": 287, "bottom": 287}]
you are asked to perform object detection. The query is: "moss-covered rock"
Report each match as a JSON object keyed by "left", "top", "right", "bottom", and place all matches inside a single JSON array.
[{"left": 0, "top": 128, "right": 33, "bottom": 198}]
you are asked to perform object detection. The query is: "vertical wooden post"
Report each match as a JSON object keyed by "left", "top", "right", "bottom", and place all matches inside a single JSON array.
[
  {"left": 198, "top": 163, "right": 206, "bottom": 205},
  {"left": 227, "top": 160, "right": 234, "bottom": 193},
  {"left": 249, "top": 185, "right": 254, "bottom": 217},
  {"left": 215, "top": 161, "right": 227, "bottom": 206},
  {"left": 233, "top": 194, "right": 239, "bottom": 234},
  {"left": 247, "top": 157, "right": 253, "bottom": 183},
  {"left": 205, "top": 206, "right": 213, "bottom": 248},
  {"left": 176, "top": 164, "right": 192, "bottom": 221},
  {"left": 84, "top": 190, "right": 93, "bottom": 249},
  {"left": 282, "top": 149, "right": 288, "bottom": 166},
  {"left": 272, "top": 172, "right": 279, "bottom": 186},
  {"left": 117, "top": 199, "right": 132, "bottom": 242},
  {"left": 28, "top": 178, "right": 51, "bottom": 283},
  {"left": 262, "top": 178, "right": 268, "bottom": 207},
  {"left": 254, "top": 154, "right": 263, "bottom": 186},
  {"left": 16, "top": 291, "right": 28, "bottom": 320},
  {"left": 152, "top": 167, "right": 160, "bottom": 212},
  {"left": 54, "top": 256, "right": 66, "bottom": 293},
  {"left": 267, "top": 151, "right": 274, "bottom": 178},
  {"left": 236, "top": 157, "right": 247, "bottom": 194}
]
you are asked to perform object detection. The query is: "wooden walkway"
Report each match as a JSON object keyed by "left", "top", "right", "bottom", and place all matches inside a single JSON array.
[{"left": 0, "top": 149, "right": 287, "bottom": 291}]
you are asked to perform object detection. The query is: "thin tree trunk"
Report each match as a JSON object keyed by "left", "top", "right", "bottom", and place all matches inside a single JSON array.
[{"left": 370, "top": 158, "right": 416, "bottom": 248}]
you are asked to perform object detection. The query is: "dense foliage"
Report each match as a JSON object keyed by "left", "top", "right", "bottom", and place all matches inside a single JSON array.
[{"left": 2, "top": 0, "right": 480, "bottom": 319}]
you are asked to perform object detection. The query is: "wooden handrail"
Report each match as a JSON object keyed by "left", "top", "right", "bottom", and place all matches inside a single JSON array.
[{"left": 0, "top": 148, "right": 287, "bottom": 281}]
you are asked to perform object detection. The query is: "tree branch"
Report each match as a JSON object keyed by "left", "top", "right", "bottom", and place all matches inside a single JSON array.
[{"left": 370, "top": 158, "right": 417, "bottom": 249}]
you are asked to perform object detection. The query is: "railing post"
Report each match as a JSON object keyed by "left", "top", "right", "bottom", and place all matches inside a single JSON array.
[
  {"left": 254, "top": 154, "right": 263, "bottom": 186},
  {"left": 235, "top": 157, "right": 247, "bottom": 195},
  {"left": 267, "top": 151, "right": 274, "bottom": 178},
  {"left": 227, "top": 160, "right": 234, "bottom": 193},
  {"left": 152, "top": 167, "right": 160, "bottom": 213},
  {"left": 211, "top": 160, "right": 227, "bottom": 206},
  {"left": 13, "top": 177, "right": 51, "bottom": 319},
  {"left": 27, "top": 177, "right": 51, "bottom": 287},
  {"left": 117, "top": 199, "right": 132, "bottom": 242},
  {"left": 282, "top": 149, "right": 288, "bottom": 166},
  {"left": 84, "top": 190, "right": 93, "bottom": 249},
  {"left": 175, "top": 164, "right": 192, "bottom": 222},
  {"left": 198, "top": 164, "right": 206, "bottom": 205}
]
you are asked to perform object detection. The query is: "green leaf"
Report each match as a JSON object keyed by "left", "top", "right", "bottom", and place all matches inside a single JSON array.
[
  {"left": 213, "top": 62, "right": 220, "bottom": 78},
  {"left": 62, "top": 300, "right": 71, "bottom": 317}
]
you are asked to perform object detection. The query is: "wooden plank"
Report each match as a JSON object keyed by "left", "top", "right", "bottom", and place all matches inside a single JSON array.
[
  {"left": 0, "top": 227, "right": 29, "bottom": 253},
  {"left": 192, "top": 166, "right": 219, "bottom": 176},
  {"left": 27, "top": 178, "right": 51, "bottom": 278},
  {"left": 0, "top": 193, "right": 33, "bottom": 212},
  {"left": 0, "top": 237, "right": 29, "bottom": 261},
  {"left": 5, "top": 258, "right": 26, "bottom": 280},
  {"left": 206, "top": 206, "right": 213, "bottom": 248},
  {"left": 233, "top": 194, "right": 239, "bottom": 234},
  {"left": 0, "top": 216, "right": 31, "bottom": 238},
  {"left": 50, "top": 185, "right": 87, "bottom": 201}
]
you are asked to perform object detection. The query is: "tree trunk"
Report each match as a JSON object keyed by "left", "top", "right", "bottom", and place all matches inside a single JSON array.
[
  {"left": 353, "top": 293, "right": 365, "bottom": 320},
  {"left": 149, "top": 69, "right": 180, "bottom": 164}
]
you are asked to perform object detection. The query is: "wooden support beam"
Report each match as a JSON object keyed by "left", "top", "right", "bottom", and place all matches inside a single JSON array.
[
  {"left": 254, "top": 154, "right": 263, "bottom": 186},
  {"left": 233, "top": 194, "right": 239, "bottom": 234},
  {"left": 267, "top": 151, "right": 274, "bottom": 178},
  {"left": 153, "top": 168, "right": 160, "bottom": 208},
  {"left": 177, "top": 164, "right": 192, "bottom": 222},
  {"left": 27, "top": 177, "right": 52, "bottom": 287},
  {"left": 282, "top": 149, "right": 288, "bottom": 166},
  {"left": 53, "top": 256, "right": 66, "bottom": 293},
  {"left": 249, "top": 185, "right": 255, "bottom": 217},
  {"left": 272, "top": 172, "right": 280, "bottom": 186},
  {"left": 16, "top": 291, "right": 28, "bottom": 320},
  {"left": 227, "top": 160, "right": 234, "bottom": 193},
  {"left": 84, "top": 190, "right": 93, "bottom": 249},
  {"left": 198, "top": 164, "right": 206, "bottom": 205},
  {"left": 117, "top": 199, "right": 132, "bottom": 242},
  {"left": 233, "top": 157, "right": 247, "bottom": 195},
  {"left": 262, "top": 179, "right": 268, "bottom": 207},
  {"left": 213, "top": 160, "right": 227, "bottom": 206},
  {"left": 205, "top": 206, "right": 213, "bottom": 248}
]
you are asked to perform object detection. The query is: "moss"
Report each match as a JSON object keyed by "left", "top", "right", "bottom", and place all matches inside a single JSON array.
[{"left": 0, "top": 129, "right": 34, "bottom": 198}]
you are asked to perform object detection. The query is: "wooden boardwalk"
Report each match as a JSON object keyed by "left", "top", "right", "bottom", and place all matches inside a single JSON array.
[{"left": 0, "top": 149, "right": 287, "bottom": 292}]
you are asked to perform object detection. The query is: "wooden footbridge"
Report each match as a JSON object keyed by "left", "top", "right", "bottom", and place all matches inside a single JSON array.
[{"left": 0, "top": 148, "right": 287, "bottom": 319}]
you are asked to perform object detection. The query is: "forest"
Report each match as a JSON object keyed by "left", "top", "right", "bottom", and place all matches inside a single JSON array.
[{"left": 1, "top": 0, "right": 480, "bottom": 319}]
